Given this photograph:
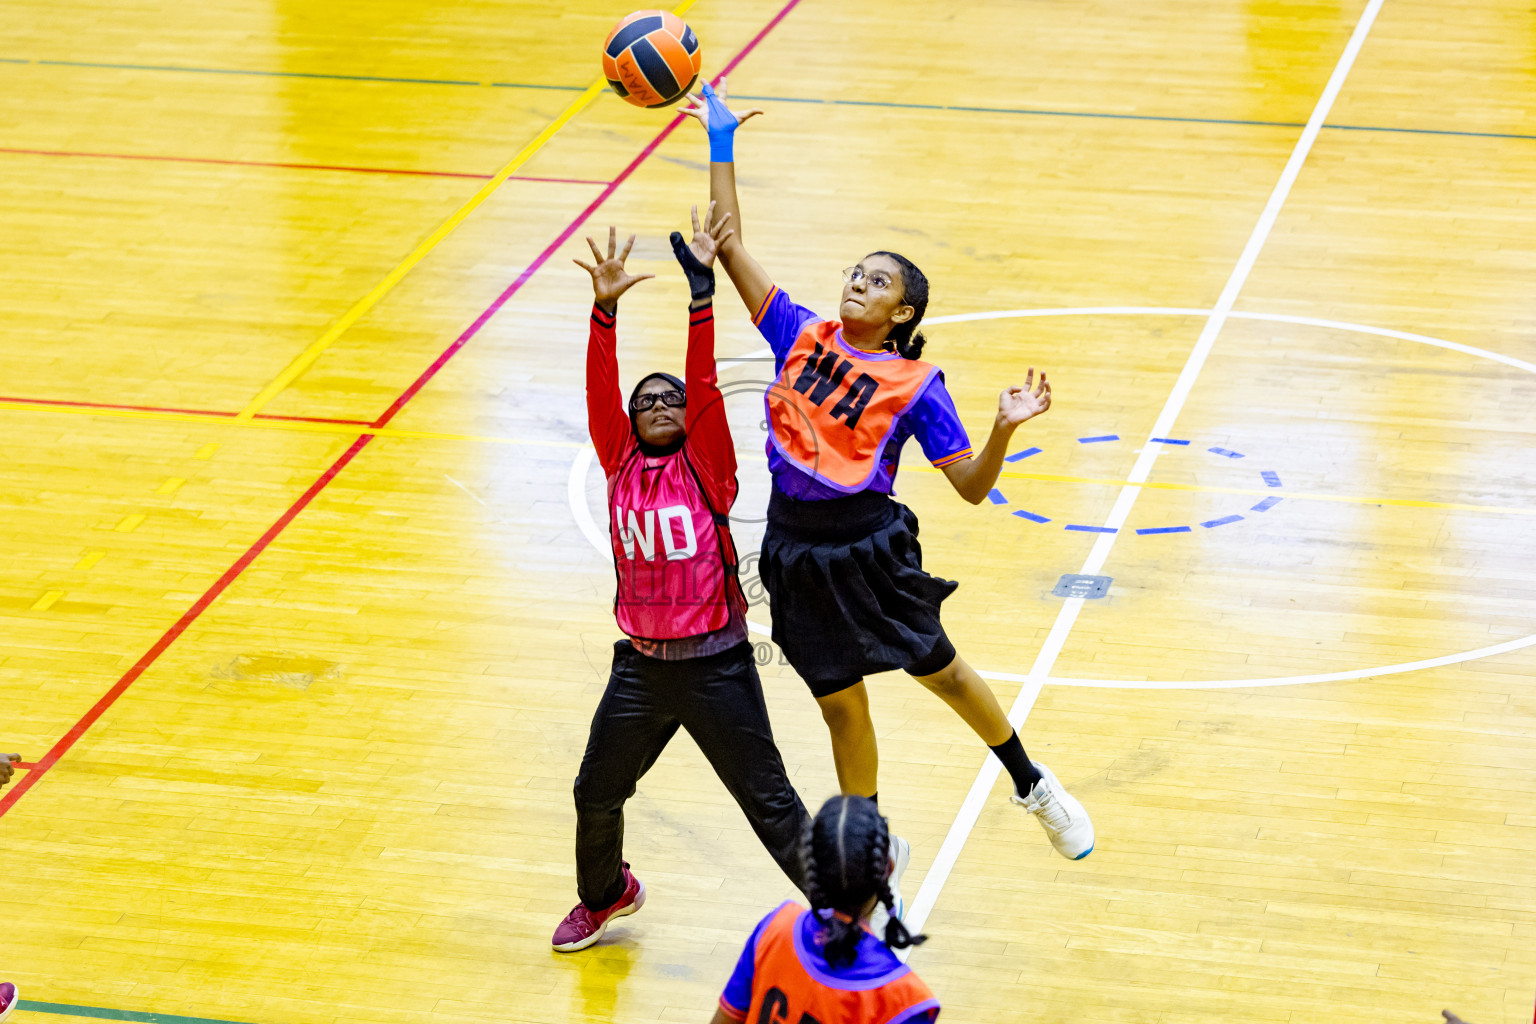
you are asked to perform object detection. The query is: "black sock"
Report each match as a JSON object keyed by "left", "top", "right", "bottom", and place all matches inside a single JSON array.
[{"left": 989, "top": 732, "right": 1043, "bottom": 796}]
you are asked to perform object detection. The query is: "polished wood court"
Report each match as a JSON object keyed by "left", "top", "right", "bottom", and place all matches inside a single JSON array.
[{"left": 3, "top": 1, "right": 1534, "bottom": 1022}]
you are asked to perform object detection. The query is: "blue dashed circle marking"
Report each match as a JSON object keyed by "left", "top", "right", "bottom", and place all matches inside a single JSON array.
[{"left": 993, "top": 436, "right": 1283, "bottom": 536}]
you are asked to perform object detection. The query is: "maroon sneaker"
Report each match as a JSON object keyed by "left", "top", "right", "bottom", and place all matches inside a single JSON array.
[
  {"left": 551, "top": 864, "right": 645, "bottom": 952},
  {"left": 0, "top": 981, "right": 18, "bottom": 1023}
]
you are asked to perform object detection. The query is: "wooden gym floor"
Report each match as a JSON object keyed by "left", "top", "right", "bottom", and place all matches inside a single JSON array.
[{"left": 2, "top": 0, "right": 1534, "bottom": 1021}]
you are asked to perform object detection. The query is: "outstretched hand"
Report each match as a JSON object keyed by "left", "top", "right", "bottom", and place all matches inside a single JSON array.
[
  {"left": 996, "top": 368, "right": 1051, "bottom": 429},
  {"left": 686, "top": 201, "right": 733, "bottom": 267},
  {"left": 573, "top": 226, "right": 654, "bottom": 311},
  {"left": 680, "top": 77, "right": 763, "bottom": 133}
]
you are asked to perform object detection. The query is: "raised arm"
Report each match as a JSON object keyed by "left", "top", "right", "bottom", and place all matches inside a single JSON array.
[
  {"left": 672, "top": 203, "right": 740, "bottom": 493},
  {"left": 941, "top": 368, "right": 1053, "bottom": 504},
  {"left": 682, "top": 79, "right": 772, "bottom": 318},
  {"left": 574, "top": 227, "right": 654, "bottom": 473}
]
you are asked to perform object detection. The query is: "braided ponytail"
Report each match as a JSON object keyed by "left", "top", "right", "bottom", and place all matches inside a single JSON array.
[
  {"left": 803, "top": 795, "right": 927, "bottom": 968},
  {"left": 868, "top": 251, "right": 929, "bottom": 360}
]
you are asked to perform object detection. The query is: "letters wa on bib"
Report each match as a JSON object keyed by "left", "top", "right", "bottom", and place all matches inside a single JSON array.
[{"left": 754, "top": 285, "right": 974, "bottom": 693}]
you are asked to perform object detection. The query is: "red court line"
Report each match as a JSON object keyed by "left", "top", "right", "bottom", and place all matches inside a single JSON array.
[
  {"left": 0, "top": 436, "right": 373, "bottom": 817},
  {"left": 371, "top": 0, "right": 806, "bottom": 429},
  {"left": 0, "top": 146, "right": 610, "bottom": 185},
  {"left": 0, "top": 393, "right": 372, "bottom": 426},
  {"left": 0, "top": 0, "right": 802, "bottom": 820}
]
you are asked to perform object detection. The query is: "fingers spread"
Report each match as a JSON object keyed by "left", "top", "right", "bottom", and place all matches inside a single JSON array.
[
  {"left": 618, "top": 232, "right": 636, "bottom": 262},
  {"left": 586, "top": 235, "right": 604, "bottom": 262}
]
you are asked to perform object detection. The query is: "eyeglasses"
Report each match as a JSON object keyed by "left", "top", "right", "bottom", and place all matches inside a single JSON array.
[
  {"left": 843, "top": 266, "right": 896, "bottom": 291},
  {"left": 631, "top": 388, "right": 685, "bottom": 412}
]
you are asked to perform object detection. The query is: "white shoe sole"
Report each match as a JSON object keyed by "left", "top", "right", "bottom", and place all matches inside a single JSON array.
[{"left": 552, "top": 881, "right": 646, "bottom": 952}]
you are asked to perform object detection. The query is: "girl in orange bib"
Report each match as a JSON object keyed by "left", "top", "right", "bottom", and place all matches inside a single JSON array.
[
  {"left": 684, "top": 81, "right": 1094, "bottom": 863},
  {"left": 711, "top": 796, "right": 937, "bottom": 1024}
]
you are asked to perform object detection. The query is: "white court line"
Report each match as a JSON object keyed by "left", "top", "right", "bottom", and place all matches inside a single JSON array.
[
  {"left": 927, "top": 306, "right": 1536, "bottom": 376},
  {"left": 899, "top": 0, "right": 1388, "bottom": 942},
  {"left": 570, "top": 431, "right": 1536, "bottom": 691}
]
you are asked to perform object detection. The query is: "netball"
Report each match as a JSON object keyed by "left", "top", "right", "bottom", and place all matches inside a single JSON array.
[{"left": 601, "top": 10, "right": 701, "bottom": 108}]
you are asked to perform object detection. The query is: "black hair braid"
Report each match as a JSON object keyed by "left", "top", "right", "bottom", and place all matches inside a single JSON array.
[
  {"left": 816, "top": 797, "right": 866, "bottom": 969},
  {"left": 868, "top": 811, "right": 927, "bottom": 953},
  {"left": 804, "top": 795, "right": 926, "bottom": 967},
  {"left": 800, "top": 815, "right": 825, "bottom": 910},
  {"left": 868, "top": 251, "right": 929, "bottom": 360}
]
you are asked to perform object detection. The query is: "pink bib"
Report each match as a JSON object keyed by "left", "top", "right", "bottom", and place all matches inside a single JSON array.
[{"left": 607, "top": 447, "right": 734, "bottom": 640}]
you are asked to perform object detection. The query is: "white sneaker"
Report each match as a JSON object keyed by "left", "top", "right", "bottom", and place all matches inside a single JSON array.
[
  {"left": 1012, "top": 761, "right": 1094, "bottom": 860},
  {"left": 868, "top": 834, "right": 911, "bottom": 937}
]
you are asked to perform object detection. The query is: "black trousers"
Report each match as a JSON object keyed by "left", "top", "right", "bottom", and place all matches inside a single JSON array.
[{"left": 574, "top": 640, "right": 811, "bottom": 910}]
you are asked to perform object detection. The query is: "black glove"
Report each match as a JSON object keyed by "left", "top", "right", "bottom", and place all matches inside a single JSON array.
[{"left": 670, "top": 231, "right": 715, "bottom": 303}]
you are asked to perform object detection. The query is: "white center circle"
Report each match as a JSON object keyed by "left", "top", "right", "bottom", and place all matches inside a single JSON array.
[{"left": 570, "top": 307, "right": 1536, "bottom": 690}]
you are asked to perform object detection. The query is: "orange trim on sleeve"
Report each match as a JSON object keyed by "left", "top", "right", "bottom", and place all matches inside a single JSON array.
[
  {"left": 751, "top": 285, "right": 780, "bottom": 326},
  {"left": 931, "top": 447, "right": 974, "bottom": 468},
  {"left": 718, "top": 995, "right": 748, "bottom": 1022}
]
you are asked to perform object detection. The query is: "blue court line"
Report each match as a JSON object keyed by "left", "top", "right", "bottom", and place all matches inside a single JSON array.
[
  {"left": 1065, "top": 524, "right": 1117, "bottom": 533},
  {"left": 1325, "top": 121, "right": 1536, "bottom": 143},
  {"left": 18, "top": 999, "right": 258, "bottom": 1024},
  {"left": 1136, "top": 525, "right": 1192, "bottom": 535},
  {"left": 1004, "top": 446, "right": 1042, "bottom": 462},
  {"left": 1150, "top": 437, "right": 1190, "bottom": 445},
  {"left": 987, "top": 488, "right": 1008, "bottom": 505},
  {"left": 1262, "top": 470, "right": 1282, "bottom": 487},
  {"left": 1012, "top": 509, "right": 1050, "bottom": 523},
  {"left": 1201, "top": 514, "right": 1244, "bottom": 528},
  {"left": 1250, "top": 496, "right": 1283, "bottom": 512},
  {"left": 735, "top": 95, "right": 1536, "bottom": 142},
  {"left": 1209, "top": 447, "right": 1245, "bottom": 459},
  {"left": 1078, "top": 435, "right": 1119, "bottom": 443},
  {"left": 8, "top": 58, "right": 1536, "bottom": 143}
]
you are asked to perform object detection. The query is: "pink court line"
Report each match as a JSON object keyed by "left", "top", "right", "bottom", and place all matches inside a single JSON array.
[
  {"left": 0, "top": 146, "right": 610, "bottom": 185},
  {"left": 0, "top": 0, "right": 805, "bottom": 820},
  {"left": 0, "top": 393, "right": 372, "bottom": 426}
]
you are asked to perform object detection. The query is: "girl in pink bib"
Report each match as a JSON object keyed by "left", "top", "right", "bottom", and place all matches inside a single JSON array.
[{"left": 553, "top": 208, "right": 810, "bottom": 953}]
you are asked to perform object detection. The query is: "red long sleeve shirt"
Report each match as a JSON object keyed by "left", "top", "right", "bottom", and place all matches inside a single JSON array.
[{"left": 586, "top": 301, "right": 749, "bottom": 659}]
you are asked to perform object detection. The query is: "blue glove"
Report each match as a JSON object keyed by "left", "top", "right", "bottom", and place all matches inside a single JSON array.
[{"left": 700, "top": 81, "right": 738, "bottom": 163}]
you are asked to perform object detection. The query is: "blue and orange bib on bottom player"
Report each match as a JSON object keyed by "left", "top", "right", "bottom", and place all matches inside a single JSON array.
[
  {"left": 721, "top": 901, "right": 939, "bottom": 1024},
  {"left": 767, "top": 322, "right": 942, "bottom": 494}
]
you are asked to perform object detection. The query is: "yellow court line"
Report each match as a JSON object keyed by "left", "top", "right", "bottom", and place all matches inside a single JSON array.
[
  {"left": 911, "top": 463, "right": 1536, "bottom": 516},
  {"left": 5, "top": 398, "right": 1527, "bottom": 515},
  {"left": 234, "top": 0, "right": 701, "bottom": 421},
  {"left": 234, "top": 78, "right": 608, "bottom": 420}
]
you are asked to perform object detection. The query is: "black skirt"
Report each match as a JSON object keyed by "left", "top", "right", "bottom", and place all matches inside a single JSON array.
[{"left": 761, "top": 487, "right": 957, "bottom": 691}]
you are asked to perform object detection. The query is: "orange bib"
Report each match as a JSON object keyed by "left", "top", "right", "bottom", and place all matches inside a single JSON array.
[
  {"left": 767, "top": 323, "right": 938, "bottom": 493},
  {"left": 745, "top": 902, "right": 938, "bottom": 1024}
]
